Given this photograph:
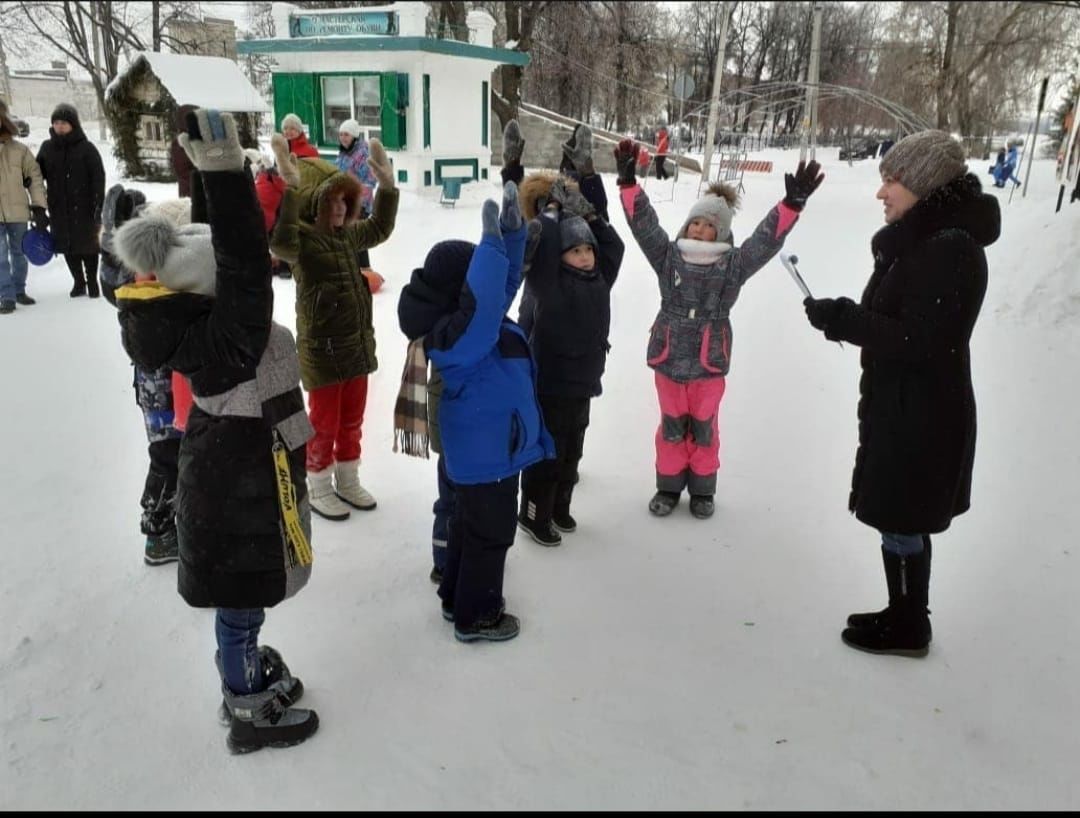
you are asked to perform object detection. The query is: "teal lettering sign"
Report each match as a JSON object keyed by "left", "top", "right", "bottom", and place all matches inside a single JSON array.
[{"left": 289, "top": 11, "right": 399, "bottom": 38}]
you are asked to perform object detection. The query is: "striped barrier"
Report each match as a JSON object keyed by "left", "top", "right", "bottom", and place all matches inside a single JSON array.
[{"left": 724, "top": 160, "right": 773, "bottom": 173}]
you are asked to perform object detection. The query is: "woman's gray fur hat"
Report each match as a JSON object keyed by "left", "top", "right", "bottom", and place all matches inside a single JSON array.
[{"left": 878, "top": 130, "right": 968, "bottom": 199}]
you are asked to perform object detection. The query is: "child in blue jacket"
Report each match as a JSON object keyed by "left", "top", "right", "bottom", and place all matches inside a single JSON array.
[{"left": 397, "top": 182, "right": 555, "bottom": 642}]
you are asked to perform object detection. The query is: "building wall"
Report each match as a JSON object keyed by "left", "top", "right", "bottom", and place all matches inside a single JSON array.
[
  {"left": 270, "top": 49, "right": 498, "bottom": 187},
  {"left": 7, "top": 76, "right": 100, "bottom": 120}
]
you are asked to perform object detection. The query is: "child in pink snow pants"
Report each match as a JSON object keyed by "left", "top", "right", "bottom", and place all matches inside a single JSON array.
[{"left": 612, "top": 139, "right": 824, "bottom": 519}]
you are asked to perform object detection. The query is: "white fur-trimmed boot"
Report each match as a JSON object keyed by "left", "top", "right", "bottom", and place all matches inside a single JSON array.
[
  {"left": 333, "top": 459, "right": 377, "bottom": 510},
  {"left": 308, "top": 468, "right": 351, "bottom": 521}
]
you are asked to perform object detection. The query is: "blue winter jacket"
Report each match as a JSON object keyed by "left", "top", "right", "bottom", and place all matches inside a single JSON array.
[{"left": 423, "top": 225, "right": 555, "bottom": 485}]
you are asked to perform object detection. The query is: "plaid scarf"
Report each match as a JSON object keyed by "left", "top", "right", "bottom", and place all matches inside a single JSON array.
[{"left": 392, "top": 338, "right": 430, "bottom": 458}]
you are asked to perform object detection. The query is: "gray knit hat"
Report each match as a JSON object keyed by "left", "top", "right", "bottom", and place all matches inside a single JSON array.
[
  {"left": 678, "top": 183, "right": 739, "bottom": 242},
  {"left": 559, "top": 215, "right": 598, "bottom": 253},
  {"left": 878, "top": 130, "right": 968, "bottom": 199}
]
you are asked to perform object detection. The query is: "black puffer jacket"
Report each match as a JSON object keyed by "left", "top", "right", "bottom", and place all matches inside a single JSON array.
[
  {"left": 824, "top": 173, "right": 1000, "bottom": 534},
  {"left": 525, "top": 214, "right": 624, "bottom": 398},
  {"left": 35, "top": 107, "right": 105, "bottom": 255},
  {"left": 116, "top": 170, "right": 313, "bottom": 609}
]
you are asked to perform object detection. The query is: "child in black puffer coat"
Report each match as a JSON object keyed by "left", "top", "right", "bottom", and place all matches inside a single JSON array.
[{"left": 112, "top": 109, "right": 318, "bottom": 755}]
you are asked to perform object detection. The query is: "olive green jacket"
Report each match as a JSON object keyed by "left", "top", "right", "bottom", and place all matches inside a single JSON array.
[{"left": 271, "top": 165, "right": 398, "bottom": 390}]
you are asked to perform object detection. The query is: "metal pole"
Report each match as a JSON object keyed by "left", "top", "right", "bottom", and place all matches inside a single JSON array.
[
  {"left": 804, "top": 2, "right": 823, "bottom": 161},
  {"left": 1021, "top": 77, "right": 1048, "bottom": 198},
  {"left": 701, "top": 1, "right": 729, "bottom": 183}
]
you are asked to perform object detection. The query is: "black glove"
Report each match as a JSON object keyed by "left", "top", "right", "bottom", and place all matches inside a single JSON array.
[
  {"left": 783, "top": 159, "right": 824, "bottom": 211},
  {"left": 30, "top": 206, "right": 49, "bottom": 232},
  {"left": 804, "top": 296, "right": 841, "bottom": 331},
  {"left": 613, "top": 139, "right": 639, "bottom": 188}
]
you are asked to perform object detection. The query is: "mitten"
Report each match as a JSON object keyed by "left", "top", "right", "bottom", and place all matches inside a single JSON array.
[
  {"left": 481, "top": 199, "right": 501, "bottom": 239},
  {"left": 562, "top": 125, "right": 594, "bottom": 175},
  {"left": 804, "top": 296, "right": 841, "bottom": 331},
  {"left": 368, "top": 138, "right": 395, "bottom": 190},
  {"left": 177, "top": 109, "right": 244, "bottom": 173},
  {"left": 30, "top": 206, "right": 49, "bottom": 232},
  {"left": 613, "top": 139, "right": 639, "bottom": 187},
  {"left": 549, "top": 179, "right": 594, "bottom": 219},
  {"left": 783, "top": 159, "right": 825, "bottom": 210},
  {"left": 270, "top": 134, "right": 300, "bottom": 187},
  {"left": 500, "top": 181, "right": 522, "bottom": 232},
  {"left": 502, "top": 119, "right": 525, "bottom": 166}
]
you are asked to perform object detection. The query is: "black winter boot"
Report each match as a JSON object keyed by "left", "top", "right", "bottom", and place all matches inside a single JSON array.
[
  {"left": 842, "top": 547, "right": 932, "bottom": 657},
  {"left": 216, "top": 645, "right": 305, "bottom": 726},
  {"left": 689, "top": 494, "right": 715, "bottom": 519},
  {"left": 518, "top": 475, "right": 561, "bottom": 546},
  {"left": 846, "top": 539, "right": 932, "bottom": 639},
  {"left": 552, "top": 482, "right": 576, "bottom": 533},
  {"left": 648, "top": 491, "right": 680, "bottom": 517},
  {"left": 223, "top": 685, "right": 318, "bottom": 754}
]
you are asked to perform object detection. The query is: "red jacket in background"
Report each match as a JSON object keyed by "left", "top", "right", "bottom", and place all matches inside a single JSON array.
[
  {"left": 254, "top": 169, "right": 287, "bottom": 235},
  {"left": 657, "top": 130, "right": 669, "bottom": 156},
  {"left": 288, "top": 133, "right": 320, "bottom": 159}
]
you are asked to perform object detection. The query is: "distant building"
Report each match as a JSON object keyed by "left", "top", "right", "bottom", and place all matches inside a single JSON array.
[
  {"left": 8, "top": 61, "right": 99, "bottom": 121},
  {"left": 104, "top": 52, "right": 268, "bottom": 180},
  {"left": 167, "top": 16, "right": 238, "bottom": 60},
  {"left": 237, "top": 2, "right": 528, "bottom": 190}
]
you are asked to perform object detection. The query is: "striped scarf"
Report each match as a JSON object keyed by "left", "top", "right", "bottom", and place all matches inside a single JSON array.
[{"left": 392, "top": 338, "right": 430, "bottom": 458}]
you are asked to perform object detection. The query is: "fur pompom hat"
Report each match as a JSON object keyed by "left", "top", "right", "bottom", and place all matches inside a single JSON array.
[
  {"left": 678, "top": 182, "right": 740, "bottom": 242},
  {"left": 113, "top": 216, "right": 216, "bottom": 297}
]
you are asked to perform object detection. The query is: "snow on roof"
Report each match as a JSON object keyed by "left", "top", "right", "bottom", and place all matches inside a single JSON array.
[{"left": 107, "top": 52, "right": 269, "bottom": 113}]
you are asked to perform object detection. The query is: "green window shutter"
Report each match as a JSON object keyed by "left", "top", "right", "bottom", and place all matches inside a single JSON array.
[
  {"left": 272, "top": 74, "right": 318, "bottom": 138},
  {"left": 423, "top": 74, "right": 431, "bottom": 149},
  {"left": 481, "top": 81, "right": 489, "bottom": 147},
  {"left": 380, "top": 72, "right": 408, "bottom": 150}
]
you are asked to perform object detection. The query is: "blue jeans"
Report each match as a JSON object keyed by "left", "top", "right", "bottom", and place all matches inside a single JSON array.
[
  {"left": 0, "top": 222, "right": 29, "bottom": 302},
  {"left": 432, "top": 454, "right": 456, "bottom": 571},
  {"left": 215, "top": 608, "right": 265, "bottom": 695},
  {"left": 880, "top": 531, "right": 925, "bottom": 556}
]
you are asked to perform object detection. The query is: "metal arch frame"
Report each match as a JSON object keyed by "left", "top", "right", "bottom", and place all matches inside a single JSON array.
[{"left": 677, "top": 80, "right": 935, "bottom": 142}]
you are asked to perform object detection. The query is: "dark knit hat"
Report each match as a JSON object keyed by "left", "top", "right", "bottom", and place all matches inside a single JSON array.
[
  {"left": 559, "top": 215, "right": 597, "bottom": 252},
  {"left": 50, "top": 103, "right": 80, "bottom": 128},
  {"left": 878, "top": 130, "right": 968, "bottom": 199},
  {"left": 398, "top": 240, "right": 477, "bottom": 341},
  {"left": 421, "top": 240, "right": 475, "bottom": 299}
]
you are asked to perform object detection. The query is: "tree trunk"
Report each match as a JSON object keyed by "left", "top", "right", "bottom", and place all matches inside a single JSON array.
[
  {"left": 152, "top": 0, "right": 161, "bottom": 51},
  {"left": 935, "top": 1, "right": 959, "bottom": 130}
]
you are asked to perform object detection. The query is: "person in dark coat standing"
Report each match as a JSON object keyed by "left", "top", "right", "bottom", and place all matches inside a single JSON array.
[
  {"left": 35, "top": 103, "right": 105, "bottom": 298},
  {"left": 803, "top": 130, "right": 1000, "bottom": 658},
  {"left": 112, "top": 109, "right": 319, "bottom": 753}
]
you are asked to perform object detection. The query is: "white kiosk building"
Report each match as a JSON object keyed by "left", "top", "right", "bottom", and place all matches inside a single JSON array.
[{"left": 237, "top": 3, "right": 528, "bottom": 190}]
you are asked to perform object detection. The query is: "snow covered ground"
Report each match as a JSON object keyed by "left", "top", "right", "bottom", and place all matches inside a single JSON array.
[{"left": 2, "top": 119, "right": 1078, "bottom": 809}]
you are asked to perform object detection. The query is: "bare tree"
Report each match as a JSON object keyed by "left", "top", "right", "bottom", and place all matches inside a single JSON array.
[{"left": 491, "top": 1, "right": 549, "bottom": 129}]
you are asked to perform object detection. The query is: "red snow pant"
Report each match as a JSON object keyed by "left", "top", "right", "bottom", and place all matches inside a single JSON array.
[
  {"left": 306, "top": 375, "right": 369, "bottom": 473},
  {"left": 654, "top": 370, "right": 726, "bottom": 496}
]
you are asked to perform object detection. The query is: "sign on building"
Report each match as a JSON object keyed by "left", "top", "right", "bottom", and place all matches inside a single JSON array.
[{"left": 289, "top": 11, "right": 400, "bottom": 38}]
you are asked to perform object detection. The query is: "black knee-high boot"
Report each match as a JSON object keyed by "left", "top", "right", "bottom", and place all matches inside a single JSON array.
[{"left": 842, "top": 544, "right": 932, "bottom": 657}]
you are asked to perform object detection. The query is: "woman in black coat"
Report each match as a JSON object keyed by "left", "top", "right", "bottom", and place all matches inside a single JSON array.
[
  {"left": 804, "top": 130, "right": 1000, "bottom": 657},
  {"left": 35, "top": 104, "right": 105, "bottom": 297}
]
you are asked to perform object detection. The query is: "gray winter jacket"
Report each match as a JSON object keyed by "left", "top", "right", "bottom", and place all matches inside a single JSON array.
[{"left": 620, "top": 184, "right": 800, "bottom": 383}]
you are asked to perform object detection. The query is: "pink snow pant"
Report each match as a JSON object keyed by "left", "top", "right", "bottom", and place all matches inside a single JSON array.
[{"left": 654, "top": 371, "right": 726, "bottom": 496}]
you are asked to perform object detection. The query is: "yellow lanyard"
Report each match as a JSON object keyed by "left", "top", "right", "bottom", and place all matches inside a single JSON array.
[{"left": 273, "top": 432, "right": 313, "bottom": 567}]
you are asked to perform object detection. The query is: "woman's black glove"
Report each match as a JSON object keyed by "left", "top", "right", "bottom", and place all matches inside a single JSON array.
[
  {"left": 30, "top": 206, "right": 49, "bottom": 232},
  {"left": 613, "top": 139, "right": 639, "bottom": 188},
  {"left": 783, "top": 159, "right": 824, "bottom": 210}
]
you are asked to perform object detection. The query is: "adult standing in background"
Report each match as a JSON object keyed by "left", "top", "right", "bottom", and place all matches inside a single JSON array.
[
  {"left": 0, "top": 98, "right": 47, "bottom": 314},
  {"left": 281, "top": 113, "right": 320, "bottom": 159},
  {"left": 654, "top": 125, "right": 671, "bottom": 180},
  {"left": 36, "top": 103, "right": 105, "bottom": 298},
  {"left": 803, "top": 130, "right": 999, "bottom": 657}
]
